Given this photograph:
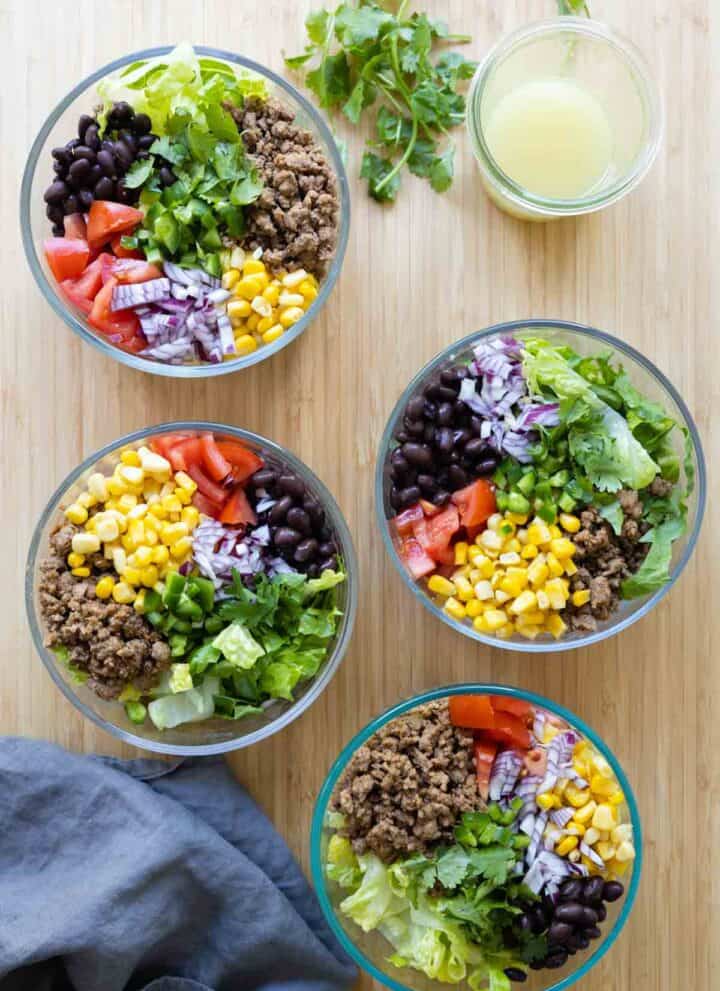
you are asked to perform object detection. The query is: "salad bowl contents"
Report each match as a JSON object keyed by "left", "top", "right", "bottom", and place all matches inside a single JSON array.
[
  {"left": 313, "top": 688, "right": 640, "bottom": 991},
  {"left": 377, "top": 322, "right": 704, "bottom": 648},
  {"left": 27, "top": 424, "right": 356, "bottom": 753},
  {"left": 23, "top": 43, "right": 348, "bottom": 373}
]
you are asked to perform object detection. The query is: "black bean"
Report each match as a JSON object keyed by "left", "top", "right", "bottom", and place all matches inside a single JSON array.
[
  {"left": 417, "top": 474, "right": 437, "bottom": 495},
  {"left": 73, "top": 144, "right": 95, "bottom": 162},
  {"left": 396, "top": 431, "right": 409, "bottom": 444},
  {"left": 430, "top": 383, "right": 458, "bottom": 402},
  {"left": 117, "top": 183, "right": 136, "bottom": 205},
  {"left": 399, "top": 485, "right": 421, "bottom": 507},
  {"left": 132, "top": 112, "right": 152, "bottom": 135},
  {"left": 423, "top": 424, "right": 435, "bottom": 445},
  {"left": 303, "top": 497, "right": 325, "bottom": 527},
  {"left": 306, "top": 563, "right": 321, "bottom": 579},
  {"left": 390, "top": 449, "right": 409, "bottom": 472},
  {"left": 319, "top": 541, "right": 336, "bottom": 557},
  {"left": 441, "top": 367, "right": 463, "bottom": 386},
  {"left": 113, "top": 142, "right": 133, "bottom": 170},
  {"left": 389, "top": 486, "right": 402, "bottom": 510},
  {"left": 269, "top": 496, "right": 294, "bottom": 523},
  {"left": 402, "top": 443, "right": 433, "bottom": 468},
  {"left": 529, "top": 906, "right": 547, "bottom": 934},
  {"left": 159, "top": 166, "right": 176, "bottom": 187},
  {"left": 602, "top": 881, "right": 624, "bottom": 903},
  {"left": 545, "top": 950, "right": 568, "bottom": 969},
  {"left": 44, "top": 180, "right": 68, "bottom": 204},
  {"left": 278, "top": 474, "right": 305, "bottom": 498},
  {"left": 84, "top": 123, "right": 100, "bottom": 150},
  {"left": 560, "top": 879, "right": 584, "bottom": 902},
  {"left": 319, "top": 556, "right": 337, "bottom": 572},
  {"left": 405, "top": 395, "right": 425, "bottom": 420},
  {"left": 78, "top": 190, "right": 94, "bottom": 211},
  {"left": 565, "top": 933, "right": 580, "bottom": 952},
  {"left": 447, "top": 465, "right": 468, "bottom": 488},
  {"left": 575, "top": 932, "right": 590, "bottom": 949},
  {"left": 434, "top": 427, "right": 454, "bottom": 453},
  {"left": 273, "top": 527, "right": 301, "bottom": 547},
  {"left": 404, "top": 418, "right": 425, "bottom": 438},
  {"left": 542, "top": 893, "right": 557, "bottom": 920},
  {"left": 94, "top": 177, "right": 115, "bottom": 200},
  {"left": 516, "top": 914, "right": 531, "bottom": 935},
  {"left": 434, "top": 402, "right": 451, "bottom": 426},
  {"left": 422, "top": 399, "right": 437, "bottom": 420},
  {"left": 390, "top": 463, "right": 409, "bottom": 483},
  {"left": 137, "top": 133, "right": 156, "bottom": 151},
  {"left": 46, "top": 203, "right": 64, "bottom": 224},
  {"left": 596, "top": 903, "right": 607, "bottom": 922},
  {"left": 585, "top": 926, "right": 601, "bottom": 941},
  {"left": 503, "top": 969, "right": 527, "bottom": 983},
  {"left": 470, "top": 415, "right": 484, "bottom": 436},
  {"left": 464, "top": 437, "right": 486, "bottom": 459},
  {"left": 555, "top": 902, "right": 584, "bottom": 925},
  {"left": 68, "top": 157, "right": 91, "bottom": 184},
  {"left": 579, "top": 905, "right": 598, "bottom": 928},
  {"left": 97, "top": 149, "right": 116, "bottom": 177},
  {"left": 51, "top": 223, "right": 64, "bottom": 236},
  {"left": 88, "top": 163, "right": 103, "bottom": 185},
  {"left": 66, "top": 138, "right": 80, "bottom": 150},
  {"left": 118, "top": 129, "right": 137, "bottom": 152},
  {"left": 286, "top": 507, "right": 311, "bottom": 534},
  {"left": 548, "top": 921, "right": 573, "bottom": 945},
  {"left": 528, "top": 959, "right": 545, "bottom": 971},
  {"left": 111, "top": 100, "right": 134, "bottom": 124},
  {"left": 582, "top": 877, "right": 605, "bottom": 905},
  {"left": 477, "top": 457, "right": 499, "bottom": 475},
  {"left": 52, "top": 146, "right": 72, "bottom": 165},
  {"left": 62, "top": 194, "right": 79, "bottom": 214},
  {"left": 77, "top": 114, "right": 94, "bottom": 141},
  {"left": 52, "top": 161, "right": 67, "bottom": 177},
  {"left": 252, "top": 469, "right": 277, "bottom": 488},
  {"left": 294, "top": 538, "right": 318, "bottom": 563},
  {"left": 432, "top": 489, "right": 450, "bottom": 506}
]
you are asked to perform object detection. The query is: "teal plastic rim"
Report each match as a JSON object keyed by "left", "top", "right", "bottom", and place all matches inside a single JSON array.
[{"left": 310, "top": 684, "right": 643, "bottom": 991}]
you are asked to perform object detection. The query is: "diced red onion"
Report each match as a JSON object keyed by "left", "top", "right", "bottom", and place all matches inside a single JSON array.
[
  {"left": 489, "top": 750, "right": 523, "bottom": 801},
  {"left": 111, "top": 278, "right": 171, "bottom": 311},
  {"left": 580, "top": 841, "right": 605, "bottom": 868},
  {"left": 527, "top": 811, "right": 548, "bottom": 865},
  {"left": 550, "top": 807, "right": 575, "bottom": 829}
]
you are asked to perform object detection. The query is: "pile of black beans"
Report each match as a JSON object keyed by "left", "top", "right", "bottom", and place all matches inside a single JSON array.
[
  {"left": 388, "top": 364, "right": 499, "bottom": 512},
  {"left": 248, "top": 467, "right": 338, "bottom": 577},
  {"left": 505, "top": 877, "right": 625, "bottom": 982},
  {"left": 44, "top": 101, "right": 170, "bottom": 235}
]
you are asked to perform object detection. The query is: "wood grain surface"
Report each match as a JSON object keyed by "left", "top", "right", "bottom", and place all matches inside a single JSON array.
[{"left": 1, "top": 2, "right": 717, "bottom": 989}]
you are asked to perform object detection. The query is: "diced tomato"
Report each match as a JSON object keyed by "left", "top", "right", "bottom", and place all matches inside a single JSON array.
[
  {"left": 524, "top": 747, "right": 547, "bottom": 777},
  {"left": 119, "top": 335, "right": 147, "bottom": 354},
  {"left": 88, "top": 277, "right": 140, "bottom": 339},
  {"left": 86, "top": 201, "right": 143, "bottom": 250},
  {"left": 490, "top": 696, "right": 534, "bottom": 720},
  {"left": 392, "top": 503, "right": 425, "bottom": 537},
  {"left": 60, "top": 280, "right": 93, "bottom": 315},
  {"left": 63, "top": 213, "right": 87, "bottom": 240},
  {"left": 111, "top": 234, "right": 144, "bottom": 259},
  {"left": 219, "top": 487, "right": 256, "bottom": 526},
  {"left": 187, "top": 463, "right": 229, "bottom": 504},
  {"left": 473, "top": 739, "right": 497, "bottom": 800},
  {"left": 110, "top": 258, "right": 163, "bottom": 284},
  {"left": 215, "top": 440, "right": 264, "bottom": 484},
  {"left": 400, "top": 537, "right": 435, "bottom": 579},
  {"left": 199, "top": 434, "right": 232, "bottom": 482},
  {"left": 44, "top": 237, "right": 90, "bottom": 282},
  {"left": 419, "top": 499, "right": 440, "bottom": 517},
  {"left": 451, "top": 479, "right": 496, "bottom": 528},
  {"left": 74, "top": 255, "right": 107, "bottom": 299},
  {"left": 484, "top": 712, "right": 531, "bottom": 751},
  {"left": 413, "top": 506, "right": 460, "bottom": 563},
  {"left": 150, "top": 434, "right": 192, "bottom": 459},
  {"left": 193, "top": 491, "right": 223, "bottom": 520},
  {"left": 171, "top": 437, "right": 203, "bottom": 471},
  {"left": 449, "top": 694, "right": 495, "bottom": 731}
]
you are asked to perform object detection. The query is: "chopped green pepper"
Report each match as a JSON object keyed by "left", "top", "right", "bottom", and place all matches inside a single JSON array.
[{"left": 125, "top": 701, "right": 147, "bottom": 725}]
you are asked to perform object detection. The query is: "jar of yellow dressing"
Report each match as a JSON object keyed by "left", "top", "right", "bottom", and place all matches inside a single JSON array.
[{"left": 466, "top": 18, "right": 663, "bottom": 220}]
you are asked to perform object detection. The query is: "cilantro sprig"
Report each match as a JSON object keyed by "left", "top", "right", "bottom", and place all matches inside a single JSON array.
[{"left": 286, "top": 1, "right": 476, "bottom": 202}]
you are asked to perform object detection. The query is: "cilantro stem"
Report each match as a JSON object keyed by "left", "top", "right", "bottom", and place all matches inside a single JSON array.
[{"left": 374, "top": 33, "right": 419, "bottom": 193}]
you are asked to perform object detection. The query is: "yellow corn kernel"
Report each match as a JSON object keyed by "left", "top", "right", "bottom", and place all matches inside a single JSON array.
[
  {"left": 527, "top": 522, "right": 552, "bottom": 546},
  {"left": 161, "top": 494, "right": 183, "bottom": 515},
  {"left": 472, "top": 615, "right": 488, "bottom": 633},
  {"left": 597, "top": 841, "right": 616, "bottom": 862},
  {"left": 278, "top": 291, "right": 304, "bottom": 309},
  {"left": 149, "top": 545, "right": 168, "bottom": 566},
  {"left": 254, "top": 315, "right": 272, "bottom": 336},
  {"left": 566, "top": 821, "right": 586, "bottom": 837},
  {"left": 170, "top": 488, "right": 189, "bottom": 507},
  {"left": 233, "top": 333, "right": 257, "bottom": 356},
  {"left": 177, "top": 507, "right": 197, "bottom": 531},
  {"left": 536, "top": 792, "right": 556, "bottom": 811},
  {"left": 222, "top": 268, "right": 240, "bottom": 290},
  {"left": 465, "top": 599, "right": 484, "bottom": 618},
  {"left": 140, "top": 565, "right": 159, "bottom": 588},
  {"left": 128, "top": 520, "right": 145, "bottom": 545},
  {"left": 559, "top": 512, "right": 581, "bottom": 534},
  {"left": 550, "top": 537, "right": 576, "bottom": 560},
  {"left": 145, "top": 528, "right": 159, "bottom": 547},
  {"left": 518, "top": 625, "right": 542, "bottom": 640},
  {"left": 122, "top": 566, "right": 142, "bottom": 586},
  {"left": 298, "top": 280, "right": 318, "bottom": 302},
  {"left": 87, "top": 473, "right": 109, "bottom": 501},
  {"left": 427, "top": 575, "right": 456, "bottom": 597},
  {"left": 591, "top": 804, "right": 617, "bottom": 831},
  {"left": 563, "top": 558, "right": 577, "bottom": 576},
  {"left": 112, "top": 582, "right": 136, "bottom": 604},
  {"left": 473, "top": 579, "right": 494, "bottom": 601},
  {"left": 608, "top": 859, "right": 630, "bottom": 878},
  {"left": 71, "top": 532, "right": 100, "bottom": 555},
  {"left": 227, "top": 299, "right": 252, "bottom": 322},
  {"left": 499, "top": 551, "right": 522, "bottom": 567},
  {"left": 119, "top": 450, "right": 140, "bottom": 468},
  {"left": 76, "top": 492, "right": 97, "bottom": 509},
  {"left": 95, "top": 576, "right": 115, "bottom": 600},
  {"left": 262, "top": 283, "right": 280, "bottom": 306},
  {"left": 547, "top": 524, "right": 561, "bottom": 540},
  {"left": 133, "top": 589, "right": 147, "bottom": 613},
  {"left": 476, "top": 554, "right": 495, "bottom": 578},
  {"left": 495, "top": 622, "right": 516, "bottom": 639},
  {"left": 132, "top": 546, "right": 154, "bottom": 568},
  {"left": 517, "top": 609, "right": 546, "bottom": 626},
  {"left": 506, "top": 511, "right": 528, "bottom": 526},
  {"left": 246, "top": 314, "right": 260, "bottom": 332},
  {"left": 279, "top": 306, "right": 304, "bottom": 328},
  {"left": 444, "top": 597, "right": 467, "bottom": 621},
  {"left": 572, "top": 589, "right": 591, "bottom": 607},
  {"left": 71, "top": 566, "right": 91, "bottom": 578},
  {"left": 546, "top": 613, "right": 568, "bottom": 639},
  {"left": 499, "top": 574, "right": 527, "bottom": 599},
  {"left": 583, "top": 826, "right": 601, "bottom": 846},
  {"left": 504, "top": 537, "right": 522, "bottom": 554},
  {"left": 172, "top": 472, "right": 195, "bottom": 496},
  {"left": 64, "top": 503, "right": 89, "bottom": 525},
  {"left": 607, "top": 790, "right": 625, "bottom": 807},
  {"left": 565, "top": 783, "right": 591, "bottom": 807},
  {"left": 243, "top": 257, "right": 266, "bottom": 275},
  {"left": 520, "top": 544, "right": 538, "bottom": 560},
  {"left": 67, "top": 552, "right": 85, "bottom": 569},
  {"left": 546, "top": 553, "right": 564, "bottom": 578},
  {"left": 590, "top": 774, "right": 617, "bottom": 798},
  {"left": 611, "top": 824, "right": 632, "bottom": 846},
  {"left": 573, "top": 800, "right": 597, "bottom": 825},
  {"left": 118, "top": 465, "right": 144, "bottom": 488},
  {"left": 544, "top": 578, "right": 568, "bottom": 610},
  {"left": 262, "top": 324, "right": 284, "bottom": 344},
  {"left": 161, "top": 522, "right": 189, "bottom": 545},
  {"left": 509, "top": 590, "right": 537, "bottom": 615},
  {"left": 494, "top": 589, "right": 511, "bottom": 604},
  {"left": 95, "top": 516, "right": 120, "bottom": 544},
  {"left": 527, "top": 558, "right": 549, "bottom": 588},
  {"left": 112, "top": 547, "right": 127, "bottom": 573},
  {"left": 281, "top": 268, "right": 307, "bottom": 289},
  {"left": 483, "top": 608, "right": 508, "bottom": 631},
  {"left": 116, "top": 493, "right": 137, "bottom": 514},
  {"left": 171, "top": 536, "right": 193, "bottom": 559},
  {"left": 453, "top": 576, "right": 475, "bottom": 602},
  {"left": 236, "top": 276, "right": 264, "bottom": 301},
  {"left": 556, "top": 835, "right": 579, "bottom": 857},
  {"left": 454, "top": 541, "right": 468, "bottom": 566},
  {"left": 149, "top": 503, "right": 167, "bottom": 521},
  {"left": 536, "top": 589, "right": 550, "bottom": 610}
]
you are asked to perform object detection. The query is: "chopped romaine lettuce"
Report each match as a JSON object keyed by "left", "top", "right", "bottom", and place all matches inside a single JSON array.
[
  {"left": 212, "top": 622, "right": 265, "bottom": 669},
  {"left": 147, "top": 676, "right": 219, "bottom": 730},
  {"left": 168, "top": 663, "right": 193, "bottom": 693}
]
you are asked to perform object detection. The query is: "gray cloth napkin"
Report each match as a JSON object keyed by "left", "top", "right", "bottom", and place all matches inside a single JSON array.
[{"left": 0, "top": 738, "right": 357, "bottom": 991}]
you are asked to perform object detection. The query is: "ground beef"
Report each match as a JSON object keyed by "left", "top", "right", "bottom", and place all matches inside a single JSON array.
[
  {"left": 331, "top": 700, "right": 480, "bottom": 862},
  {"left": 38, "top": 532, "right": 171, "bottom": 699},
  {"left": 562, "top": 491, "right": 651, "bottom": 632},
  {"left": 228, "top": 96, "right": 338, "bottom": 277}
]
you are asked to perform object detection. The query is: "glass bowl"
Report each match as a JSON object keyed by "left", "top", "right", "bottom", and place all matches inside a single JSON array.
[
  {"left": 20, "top": 46, "right": 350, "bottom": 377},
  {"left": 26, "top": 421, "right": 358, "bottom": 755},
  {"left": 311, "top": 684, "right": 642, "bottom": 991},
  {"left": 466, "top": 18, "right": 663, "bottom": 220},
  {"left": 376, "top": 319, "right": 705, "bottom": 652}
]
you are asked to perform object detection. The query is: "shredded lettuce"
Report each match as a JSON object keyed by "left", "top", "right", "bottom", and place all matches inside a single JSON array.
[
  {"left": 212, "top": 622, "right": 265, "bottom": 670},
  {"left": 147, "top": 676, "right": 219, "bottom": 730},
  {"left": 168, "top": 662, "right": 193, "bottom": 693}
]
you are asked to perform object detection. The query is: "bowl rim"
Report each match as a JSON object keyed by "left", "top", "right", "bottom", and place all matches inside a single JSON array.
[
  {"left": 465, "top": 17, "right": 664, "bottom": 217},
  {"left": 20, "top": 45, "right": 350, "bottom": 378},
  {"left": 375, "top": 318, "right": 707, "bottom": 652},
  {"left": 25, "top": 419, "right": 358, "bottom": 754},
  {"left": 310, "top": 683, "right": 643, "bottom": 991}
]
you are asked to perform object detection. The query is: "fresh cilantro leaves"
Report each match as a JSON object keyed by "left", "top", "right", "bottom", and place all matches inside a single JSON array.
[
  {"left": 557, "top": 0, "right": 591, "bottom": 14},
  {"left": 286, "top": 2, "right": 476, "bottom": 202}
]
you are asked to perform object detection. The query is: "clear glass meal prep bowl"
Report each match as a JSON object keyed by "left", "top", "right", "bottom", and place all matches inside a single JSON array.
[
  {"left": 375, "top": 320, "right": 706, "bottom": 653},
  {"left": 26, "top": 421, "right": 358, "bottom": 755},
  {"left": 311, "top": 684, "right": 642, "bottom": 991},
  {"left": 466, "top": 18, "right": 663, "bottom": 220},
  {"left": 20, "top": 47, "right": 350, "bottom": 378}
]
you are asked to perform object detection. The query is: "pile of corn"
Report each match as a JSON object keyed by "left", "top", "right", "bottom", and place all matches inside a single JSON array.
[
  {"left": 63, "top": 447, "right": 200, "bottom": 608},
  {"left": 427, "top": 511, "right": 585, "bottom": 639},
  {"left": 221, "top": 252, "right": 318, "bottom": 357},
  {"left": 535, "top": 729, "right": 636, "bottom": 881}
]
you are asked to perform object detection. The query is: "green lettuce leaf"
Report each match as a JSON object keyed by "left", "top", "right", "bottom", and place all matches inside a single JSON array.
[
  {"left": 147, "top": 676, "right": 219, "bottom": 730},
  {"left": 212, "top": 622, "right": 265, "bottom": 670}
]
